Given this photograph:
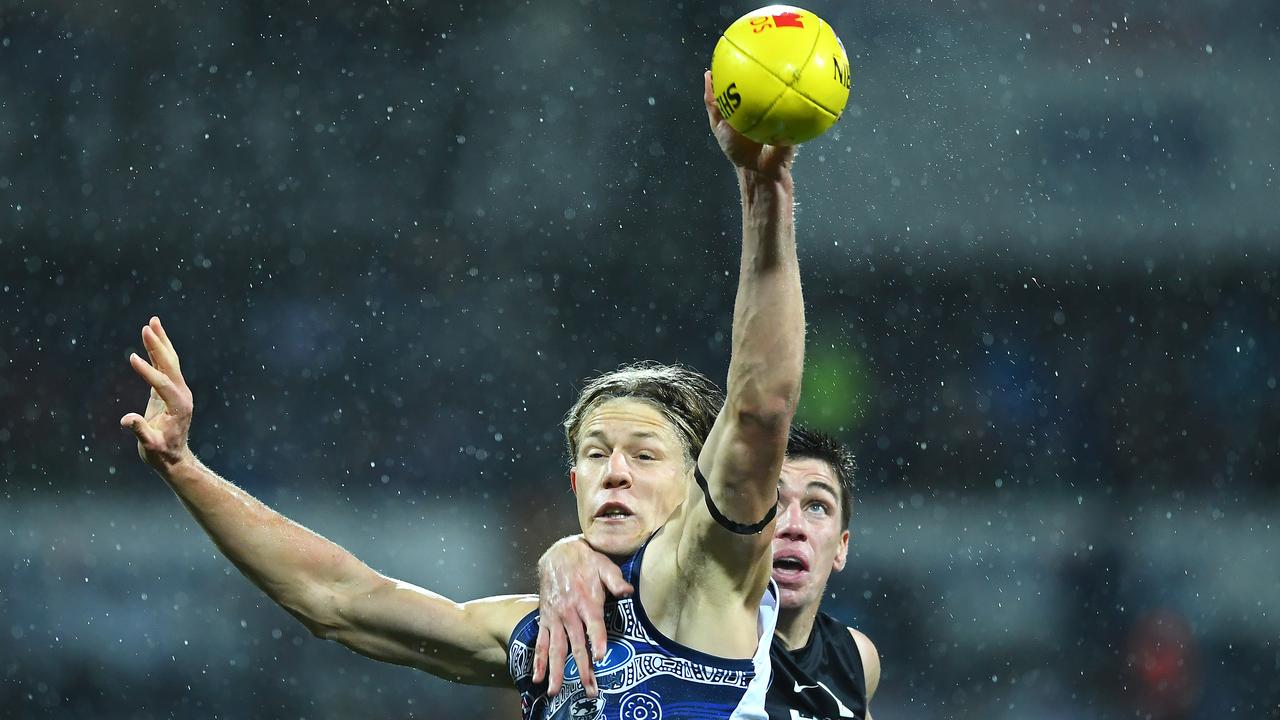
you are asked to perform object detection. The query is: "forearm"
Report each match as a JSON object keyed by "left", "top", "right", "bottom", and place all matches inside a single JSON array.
[
  {"left": 159, "top": 453, "right": 374, "bottom": 631},
  {"left": 727, "top": 167, "right": 804, "bottom": 426},
  {"left": 686, "top": 168, "right": 803, "bottom": 540},
  {"left": 122, "top": 318, "right": 517, "bottom": 681}
]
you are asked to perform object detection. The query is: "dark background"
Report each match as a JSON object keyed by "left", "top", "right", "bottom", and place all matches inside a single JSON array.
[{"left": 3, "top": 1, "right": 1278, "bottom": 718}]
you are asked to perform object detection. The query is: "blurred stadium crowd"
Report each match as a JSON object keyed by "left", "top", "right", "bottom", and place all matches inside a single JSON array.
[{"left": 3, "top": 1, "right": 1278, "bottom": 718}]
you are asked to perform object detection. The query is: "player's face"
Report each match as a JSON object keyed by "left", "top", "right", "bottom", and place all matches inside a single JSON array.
[
  {"left": 570, "top": 398, "right": 690, "bottom": 558},
  {"left": 771, "top": 457, "right": 850, "bottom": 611}
]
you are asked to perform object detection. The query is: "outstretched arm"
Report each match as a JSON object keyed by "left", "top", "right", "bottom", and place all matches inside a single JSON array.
[
  {"left": 120, "top": 317, "right": 530, "bottom": 686},
  {"left": 635, "top": 72, "right": 804, "bottom": 658},
  {"left": 681, "top": 71, "right": 804, "bottom": 581}
]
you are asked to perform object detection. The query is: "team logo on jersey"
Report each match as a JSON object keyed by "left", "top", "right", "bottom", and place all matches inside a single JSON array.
[
  {"left": 569, "top": 696, "right": 605, "bottom": 719},
  {"left": 563, "top": 639, "right": 636, "bottom": 681}
]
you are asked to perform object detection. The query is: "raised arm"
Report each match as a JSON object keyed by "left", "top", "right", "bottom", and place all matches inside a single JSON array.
[
  {"left": 632, "top": 73, "right": 804, "bottom": 661},
  {"left": 119, "top": 317, "right": 531, "bottom": 686},
  {"left": 684, "top": 70, "right": 804, "bottom": 574}
]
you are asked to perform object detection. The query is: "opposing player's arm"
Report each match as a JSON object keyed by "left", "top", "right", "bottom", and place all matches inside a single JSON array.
[
  {"left": 531, "top": 535, "right": 634, "bottom": 697},
  {"left": 120, "top": 316, "right": 528, "bottom": 686},
  {"left": 849, "top": 627, "right": 881, "bottom": 713},
  {"left": 674, "top": 71, "right": 804, "bottom": 581}
]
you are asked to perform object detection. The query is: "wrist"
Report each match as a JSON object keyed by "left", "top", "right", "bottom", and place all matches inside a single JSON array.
[
  {"left": 551, "top": 533, "right": 588, "bottom": 551},
  {"left": 539, "top": 534, "right": 588, "bottom": 570},
  {"left": 738, "top": 166, "right": 794, "bottom": 197},
  {"left": 155, "top": 446, "right": 200, "bottom": 481}
]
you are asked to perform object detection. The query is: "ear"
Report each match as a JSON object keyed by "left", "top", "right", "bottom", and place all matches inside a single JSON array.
[
  {"left": 570, "top": 467, "right": 578, "bottom": 495},
  {"left": 833, "top": 529, "right": 850, "bottom": 572}
]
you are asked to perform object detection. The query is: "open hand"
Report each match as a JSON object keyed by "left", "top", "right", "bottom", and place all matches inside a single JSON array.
[
  {"left": 532, "top": 536, "right": 634, "bottom": 698},
  {"left": 120, "top": 317, "right": 195, "bottom": 474}
]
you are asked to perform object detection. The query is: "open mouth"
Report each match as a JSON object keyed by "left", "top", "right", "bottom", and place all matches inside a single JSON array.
[
  {"left": 594, "top": 502, "right": 634, "bottom": 522},
  {"left": 771, "top": 553, "right": 809, "bottom": 580}
]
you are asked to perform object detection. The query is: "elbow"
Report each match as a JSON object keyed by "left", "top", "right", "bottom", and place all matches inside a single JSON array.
[
  {"left": 730, "top": 392, "right": 796, "bottom": 436},
  {"left": 291, "top": 594, "right": 345, "bottom": 640},
  {"left": 303, "top": 617, "right": 339, "bottom": 640},
  {"left": 728, "top": 351, "right": 802, "bottom": 413},
  {"left": 291, "top": 578, "right": 372, "bottom": 640},
  {"left": 273, "top": 591, "right": 341, "bottom": 639},
  {"left": 728, "top": 370, "right": 800, "bottom": 431}
]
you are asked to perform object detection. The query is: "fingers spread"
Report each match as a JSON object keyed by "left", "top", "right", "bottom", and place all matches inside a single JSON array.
[
  {"left": 121, "top": 413, "right": 161, "bottom": 447},
  {"left": 149, "top": 317, "right": 183, "bottom": 373},
  {"left": 142, "top": 326, "right": 164, "bottom": 372},
  {"left": 143, "top": 325, "right": 184, "bottom": 381},
  {"left": 150, "top": 316, "right": 171, "bottom": 349},
  {"left": 129, "top": 353, "right": 185, "bottom": 408},
  {"left": 129, "top": 351, "right": 166, "bottom": 386}
]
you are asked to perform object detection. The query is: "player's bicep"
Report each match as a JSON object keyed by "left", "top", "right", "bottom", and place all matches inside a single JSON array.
[
  {"left": 680, "top": 407, "right": 786, "bottom": 567},
  {"left": 664, "top": 450, "right": 778, "bottom": 602},
  {"left": 697, "top": 405, "right": 788, "bottom": 532}
]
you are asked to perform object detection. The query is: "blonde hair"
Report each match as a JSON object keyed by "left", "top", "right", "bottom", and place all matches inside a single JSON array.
[{"left": 563, "top": 362, "right": 724, "bottom": 465}]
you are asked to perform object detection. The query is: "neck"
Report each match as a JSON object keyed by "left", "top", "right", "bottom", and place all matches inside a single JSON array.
[{"left": 773, "top": 598, "right": 821, "bottom": 651}]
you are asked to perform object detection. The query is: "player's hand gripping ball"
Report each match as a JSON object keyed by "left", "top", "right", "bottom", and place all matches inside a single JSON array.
[{"left": 710, "top": 5, "right": 851, "bottom": 145}]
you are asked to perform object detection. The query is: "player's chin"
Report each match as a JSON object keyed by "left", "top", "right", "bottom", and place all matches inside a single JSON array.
[
  {"left": 774, "top": 583, "right": 815, "bottom": 611},
  {"left": 585, "top": 522, "right": 646, "bottom": 559}
]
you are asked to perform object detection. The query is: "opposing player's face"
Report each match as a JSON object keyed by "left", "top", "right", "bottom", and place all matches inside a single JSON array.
[
  {"left": 771, "top": 457, "right": 850, "bottom": 611},
  {"left": 570, "top": 398, "right": 690, "bottom": 558}
]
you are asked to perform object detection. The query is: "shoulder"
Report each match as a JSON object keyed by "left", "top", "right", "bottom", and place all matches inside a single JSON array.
[{"left": 845, "top": 626, "right": 880, "bottom": 700}]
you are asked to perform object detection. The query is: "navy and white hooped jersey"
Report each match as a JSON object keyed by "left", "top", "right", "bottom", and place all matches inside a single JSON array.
[{"left": 509, "top": 538, "right": 778, "bottom": 720}]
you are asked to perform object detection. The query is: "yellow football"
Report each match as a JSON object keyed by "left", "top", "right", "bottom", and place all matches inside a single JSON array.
[{"left": 710, "top": 5, "right": 851, "bottom": 145}]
